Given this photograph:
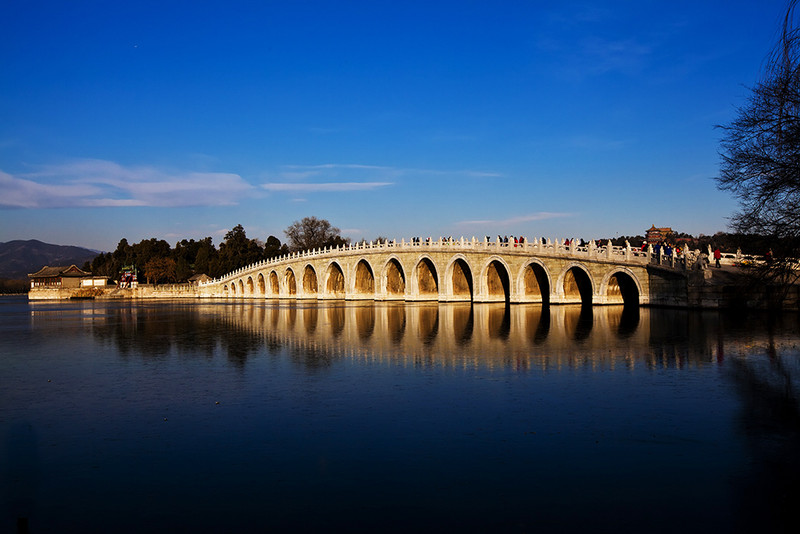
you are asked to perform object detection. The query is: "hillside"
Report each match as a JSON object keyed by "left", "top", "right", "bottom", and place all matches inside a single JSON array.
[{"left": 0, "top": 240, "right": 100, "bottom": 280}]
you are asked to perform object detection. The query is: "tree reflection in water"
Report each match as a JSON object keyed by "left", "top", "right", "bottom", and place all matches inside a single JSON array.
[{"left": 725, "top": 312, "right": 800, "bottom": 532}]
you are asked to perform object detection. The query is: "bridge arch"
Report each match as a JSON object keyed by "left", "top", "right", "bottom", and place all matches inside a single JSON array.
[
  {"left": 302, "top": 264, "right": 318, "bottom": 296},
  {"left": 246, "top": 276, "right": 255, "bottom": 296},
  {"left": 284, "top": 268, "right": 297, "bottom": 296},
  {"left": 517, "top": 259, "right": 551, "bottom": 304},
  {"left": 446, "top": 255, "right": 474, "bottom": 301},
  {"left": 558, "top": 263, "right": 593, "bottom": 305},
  {"left": 600, "top": 268, "right": 641, "bottom": 306},
  {"left": 381, "top": 257, "right": 406, "bottom": 299},
  {"left": 257, "top": 273, "right": 266, "bottom": 296},
  {"left": 353, "top": 259, "right": 376, "bottom": 298},
  {"left": 238, "top": 279, "right": 245, "bottom": 296},
  {"left": 481, "top": 257, "right": 511, "bottom": 303},
  {"left": 414, "top": 256, "right": 439, "bottom": 299},
  {"left": 325, "top": 261, "right": 346, "bottom": 298},
  {"left": 269, "top": 270, "right": 279, "bottom": 297}
]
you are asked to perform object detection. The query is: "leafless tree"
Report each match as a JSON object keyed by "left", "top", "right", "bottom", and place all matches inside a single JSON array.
[{"left": 718, "top": 0, "right": 800, "bottom": 301}]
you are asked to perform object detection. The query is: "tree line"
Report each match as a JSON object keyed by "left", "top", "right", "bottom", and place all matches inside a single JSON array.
[
  {"left": 84, "top": 217, "right": 350, "bottom": 284},
  {"left": 84, "top": 216, "right": 778, "bottom": 287}
]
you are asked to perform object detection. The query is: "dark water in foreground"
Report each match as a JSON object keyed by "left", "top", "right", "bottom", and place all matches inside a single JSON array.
[{"left": 1, "top": 296, "right": 799, "bottom": 533}]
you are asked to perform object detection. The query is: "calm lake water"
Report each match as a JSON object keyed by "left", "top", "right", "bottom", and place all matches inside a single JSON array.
[{"left": 1, "top": 295, "right": 799, "bottom": 533}]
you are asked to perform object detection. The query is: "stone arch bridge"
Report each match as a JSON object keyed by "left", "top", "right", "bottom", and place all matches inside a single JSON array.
[{"left": 198, "top": 237, "right": 692, "bottom": 306}]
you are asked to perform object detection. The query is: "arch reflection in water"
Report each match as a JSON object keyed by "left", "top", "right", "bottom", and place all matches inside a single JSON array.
[
  {"left": 355, "top": 304, "right": 375, "bottom": 340},
  {"left": 449, "top": 304, "right": 474, "bottom": 346},
  {"left": 303, "top": 306, "right": 318, "bottom": 335},
  {"left": 60, "top": 301, "right": 757, "bottom": 371},
  {"left": 417, "top": 304, "right": 439, "bottom": 345},
  {"left": 213, "top": 302, "right": 652, "bottom": 369}
]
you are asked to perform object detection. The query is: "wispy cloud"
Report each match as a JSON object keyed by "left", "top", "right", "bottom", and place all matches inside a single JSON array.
[
  {"left": 260, "top": 163, "right": 400, "bottom": 192},
  {"left": 1, "top": 160, "right": 502, "bottom": 208},
  {"left": 262, "top": 182, "right": 392, "bottom": 192},
  {"left": 281, "top": 164, "right": 390, "bottom": 171},
  {"left": 259, "top": 163, "right": 501, "bottom": 194},
  {"left": 456, "top": 212, "right": 573, "bottom": 227},
  {"left": 1, "top": 159, "right": 254, "bottom": 209}
]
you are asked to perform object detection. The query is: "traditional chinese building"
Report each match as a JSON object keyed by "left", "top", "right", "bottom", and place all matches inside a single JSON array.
[
  {"left": 188, "top": 273, "right": 212, "bottom": 285},
  {"left": 645, "top": 225, "right": 673, "bottom": 244},
  {"left": 28, "top": 265, "right": 91, "bottom": 289}
]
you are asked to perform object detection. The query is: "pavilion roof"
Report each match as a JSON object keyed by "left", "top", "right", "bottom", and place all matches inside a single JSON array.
[{"left": 28, "top": 265, "right": 91, "bottom": 278}]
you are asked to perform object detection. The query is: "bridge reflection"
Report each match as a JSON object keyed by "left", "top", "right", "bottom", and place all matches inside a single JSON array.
[
  {"left": 64, "top": 300, "right": 780, "bottom": 370},
  {"left": 123, "top": 302, "right": 737, "bottom": 370}
]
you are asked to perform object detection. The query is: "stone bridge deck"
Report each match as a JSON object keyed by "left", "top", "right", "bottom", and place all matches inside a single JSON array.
[{"left": 198, "top": 237, "right": 703, "bottom": 306}]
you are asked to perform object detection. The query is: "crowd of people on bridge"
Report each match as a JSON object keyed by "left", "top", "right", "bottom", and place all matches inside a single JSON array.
[
  {"left": 646, "top": 240, "right": 727, "bottom": 269},
  {"left": 491, "top": 235, "right": 528, "bottom": 247},
  {"left": 648, "top": 241, "right": 681, "bottom": 259}
]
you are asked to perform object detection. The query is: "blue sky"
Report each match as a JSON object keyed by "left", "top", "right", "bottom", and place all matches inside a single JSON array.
[{"left": 0, "top": 1, "right": 789, "bottom": 251}]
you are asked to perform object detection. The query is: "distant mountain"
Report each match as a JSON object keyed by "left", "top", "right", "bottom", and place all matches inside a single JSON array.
[{"left": 0, "top": 240, "right": 101, "bottom": 280}]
